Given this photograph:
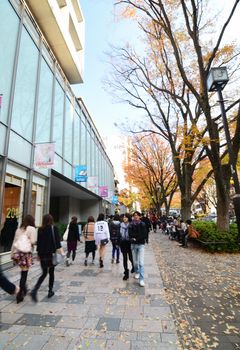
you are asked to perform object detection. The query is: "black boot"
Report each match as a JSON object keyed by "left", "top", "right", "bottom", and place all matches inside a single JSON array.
[
  {"left": 123, "top": 269, "right": 129, "bottom": 280},
  {"left": 48, "top": 290, "right": 55, "bottom": 298},
  {"left": 131, "top": 266, "right": 135, "bottom": 273},
  {"left": 99, "top": 258, "right": 104, "bottom": 268},
  {"left": 16, "top": 290, "right": 24, "bottom": 304},
  {"left": 20, "top": 271, "right": 28, "bottom": 296},
  {"left": 30, "top": 289, "right": 38, "bottom": 303},
  {"left": 22, "top": 285, "right": 28, "bottom": 296}
]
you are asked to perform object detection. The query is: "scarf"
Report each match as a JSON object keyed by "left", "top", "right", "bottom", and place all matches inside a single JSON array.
[{"left": 120, "top": 222, "right": 129, "bottom": 240}]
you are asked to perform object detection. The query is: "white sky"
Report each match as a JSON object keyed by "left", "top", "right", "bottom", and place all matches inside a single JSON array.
[{"left": 73, "top": 0, "right": 240, "bottom": 188}]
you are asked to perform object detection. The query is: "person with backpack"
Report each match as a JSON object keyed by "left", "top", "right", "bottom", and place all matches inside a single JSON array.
[
  {"left": 109, "top": 214, "right": 121, "bottom": 264},
  {"left": 11, "top": 214, "right": 36, "bottom": 303}
]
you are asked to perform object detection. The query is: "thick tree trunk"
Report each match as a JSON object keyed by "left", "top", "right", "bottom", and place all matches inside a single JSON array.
[
  {"left": 181, "top": 196, "right": 192, "bottom": 221},
  {"left": 215, "top": 182, "right": 230, "bottom": 231}
]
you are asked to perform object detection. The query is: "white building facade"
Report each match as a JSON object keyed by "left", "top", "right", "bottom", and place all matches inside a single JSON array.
[{"left": 0, "top": 0, "right": 115, "bottom": 265}]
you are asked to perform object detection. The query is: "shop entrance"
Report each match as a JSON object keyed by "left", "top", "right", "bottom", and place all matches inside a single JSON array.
[{"left": 0, "top": 182, "right": 23, "bottom": 253}]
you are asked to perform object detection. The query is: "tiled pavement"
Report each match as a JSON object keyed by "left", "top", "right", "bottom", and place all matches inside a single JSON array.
[
  {"left": 151, "top": 232, "right": 240, "bottom": 350},
  {"left": 0, "top": 238, "right": 179, "bottom": 350}
]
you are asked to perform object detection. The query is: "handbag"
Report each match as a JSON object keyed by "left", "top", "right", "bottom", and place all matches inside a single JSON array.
[
  {"left": 51, "top": 226, "right": 63, "bottom": 265},
  {"left": 13, "top": 232, "right": 32, "bottom": 253},
  {"left": 100, "top": 238, "right": 109, "bottom": 246},
  {"left": 52, "top": 251, "right": 64, "bottom": 266},
  {"left": 63, "top": 224, "right": 69, "bottom": 241}
]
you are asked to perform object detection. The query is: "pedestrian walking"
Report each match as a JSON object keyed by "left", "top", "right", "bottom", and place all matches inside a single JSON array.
[
  {"left": 129, "top": 211, "right": 148, "bottom": 287},
  {"left": 83, "top": 216, "right": 96, "bottom": 266},
  {"left": 11, "top": 214, "right": 36, "bottom": 303},
  {"left": 150, "top": 213, "right": 158, "bottom": 233},
  {"left": 109, "top": 214, "right": 121, "bottom": 264},
  {"left": 119, "top": 213, "right": 134, "bottom": 280},
  {"left": 65, "top": 216, "right": 80, "bottom": 266},
  {"left": 30, "top": 214, "right": 64, "bottom": 302},
  {"left": 0, "top": 269, "right": 20, "bottom": 296},
  {"left": 141, "top": 213, "right": 151, "bottom": 243},
  {"left": 94, "top": 213, "right": 110, "bottom": 268}
]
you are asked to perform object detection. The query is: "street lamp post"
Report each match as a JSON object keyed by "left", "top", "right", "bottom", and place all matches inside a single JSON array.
[{"left": 207, "top": 67, "right": 240, "bottom": 241}]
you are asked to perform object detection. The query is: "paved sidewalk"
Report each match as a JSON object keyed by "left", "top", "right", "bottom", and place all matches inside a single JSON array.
[
  {"left": 0, "top": 239, "right": 179, "bottom": 350},
  {"left": 151, "top": 232, "right": 240, "bottom": 350}
]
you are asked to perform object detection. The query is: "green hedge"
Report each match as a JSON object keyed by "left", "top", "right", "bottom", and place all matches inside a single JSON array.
[{"left": 192, "top": 220, "right": 239, "bottom": 253}]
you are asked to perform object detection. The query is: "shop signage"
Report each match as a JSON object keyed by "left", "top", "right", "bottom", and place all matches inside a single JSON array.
[
  {"left": 112, "top": 195, "right": 118, "bottom": 205},
  {"left": 34, "top": 142, "right": 55, "bottom": 168},
  {"left": 75, "top": 165, "right": 87, "bottom": 182},
  {"left": 87, "top": 176, "right": 98, "bottom": 193},
  {"left": 99, "top": 185, "right": 108, "bottom": 198}
]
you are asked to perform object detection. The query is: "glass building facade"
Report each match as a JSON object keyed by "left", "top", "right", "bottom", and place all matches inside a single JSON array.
[{"left": 0, "top": 0, "right": 115, "bottom": 264}]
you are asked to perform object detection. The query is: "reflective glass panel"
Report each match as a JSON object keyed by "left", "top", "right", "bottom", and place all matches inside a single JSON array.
[
  {"left": 11, "top": 27, "right": 39, "bottom": 140},
  {"left": 53, "top": 81, "right": 64, "bottom": 155},
  {"left": 35, "top": 58, "right": 53, "bottom": 143},
  {"left": 0, "top": 2, "right": 19, "bottom": 123}
]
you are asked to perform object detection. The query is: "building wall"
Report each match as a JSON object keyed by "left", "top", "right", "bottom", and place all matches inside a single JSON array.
[{"left": 0, "top": 0, "right": 115, "bottom": 262}]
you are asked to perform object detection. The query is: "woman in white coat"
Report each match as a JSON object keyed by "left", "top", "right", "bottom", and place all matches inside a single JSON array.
[
  {"left": 11, "top": 214, "right": 36, "bottom": 303},
  {"left": 94, "top": 213, "right": 110, "bottom": 268}
]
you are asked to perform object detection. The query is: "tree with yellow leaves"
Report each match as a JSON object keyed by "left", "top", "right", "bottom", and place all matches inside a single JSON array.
[
  {"left": 107, "top": 0, "right": 240, "bottom": 229},
  {"left": 123, "top": 134, "right": 178, "bottom": 216}
]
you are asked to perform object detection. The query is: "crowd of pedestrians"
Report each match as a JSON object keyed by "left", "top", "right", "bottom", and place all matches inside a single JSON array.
[{"left": 3, "top": 210, "right": 192, "bottom": 304}]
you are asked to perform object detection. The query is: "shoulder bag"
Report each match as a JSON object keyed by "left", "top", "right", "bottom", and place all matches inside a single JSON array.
[
  {"left": 51, "top": 226, "right": 64, "bottom": 265},
  {"left": 63, "top": 224, "right": 69, "bottom": 241},
  {"left": 13, "top": 231, "right": 32, "bottom": 253}
]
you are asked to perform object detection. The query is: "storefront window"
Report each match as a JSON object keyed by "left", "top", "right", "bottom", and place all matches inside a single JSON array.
[
  {"left": 30, "top": 190, "right": 36, "bottom": 218},
  {"left": 0, "top": 183, "right": 21, "bottom": 252}
]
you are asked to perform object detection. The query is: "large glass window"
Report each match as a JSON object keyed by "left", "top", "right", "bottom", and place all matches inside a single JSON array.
[
  {"left": 11, "top": 27, "right": 39, "bottom": 140},
  {"left": 64, "top": 98, "right": 73, "bottom": 163},
  {"left": 53, "top": 81, "right": 64, "bottom": 155},
  {"left": 0, "top": 2, "right": 20, "bottom": 124},
  {"left": 73, "top": 113, "right": 80, "bottom": 165},
  {"left": 0, "top": 125, "right": 7, "bottom": 154},
  {"left": 86, "top": 129, "right": 91, "bottom": 176},
  {"left": 80, "top": 119, "right": 86, "bottom": 164},
  {"left": 35, "top": 58, "right": 53, "bottom": 143},
  {"left": 9, "top": 131, "right": 31, "bottom": 167},
  {"left": 91, "top": 137, "right": 95, "bottom": 177}
]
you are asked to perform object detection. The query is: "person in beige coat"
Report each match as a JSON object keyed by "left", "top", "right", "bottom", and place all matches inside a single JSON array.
[
  {"left": 83, "top": 216, "right": 96, "bottom": 266},
  {"left": 11, "top": 214, "right": 36, "bottom": 303}
]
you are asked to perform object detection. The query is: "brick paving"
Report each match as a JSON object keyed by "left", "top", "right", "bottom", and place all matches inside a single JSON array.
[
  {"left": 151, "top": 232, "right": 240, "bottom": 350},
  {"left": 0, "top": 238, "right": 179, "bottom": 350}
]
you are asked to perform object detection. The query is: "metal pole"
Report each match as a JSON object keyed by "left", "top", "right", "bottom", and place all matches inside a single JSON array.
[{"left": 217, "top": 88, "right": 240, "bottom": 241}]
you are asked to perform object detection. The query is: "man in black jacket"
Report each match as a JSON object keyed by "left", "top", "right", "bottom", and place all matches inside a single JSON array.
[{"left": 129, "top": 211, "right": 147, "bottom": 287}]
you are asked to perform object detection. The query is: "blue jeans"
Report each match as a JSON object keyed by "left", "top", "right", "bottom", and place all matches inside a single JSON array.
[
  {"left": 112, "top": 242, "right": 120, "bottom": 260},
  {"left": 131, "top": 244, "right": 144, "bottom": 281}
]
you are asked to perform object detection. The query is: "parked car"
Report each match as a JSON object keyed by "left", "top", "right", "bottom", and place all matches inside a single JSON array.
[{"left": 202, "top": 214, "right": 217, "bottom": 222}]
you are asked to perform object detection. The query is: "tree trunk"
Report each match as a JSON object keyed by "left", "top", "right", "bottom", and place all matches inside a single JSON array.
[
  {"left": 181, "top": 196, "right": 192, "bottom": 221},
  {"left": 216, "top": 182, "right": 230, "bottom": 231}
]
